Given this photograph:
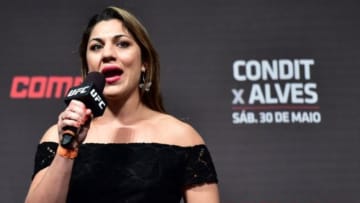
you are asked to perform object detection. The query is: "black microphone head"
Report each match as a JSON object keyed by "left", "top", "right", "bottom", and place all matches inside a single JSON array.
[
  {"left": 64, "top": 71, "right": 107, "bottom": 117},
  {"left": 84, "top": 72, "right": 106, "bottom": 92}
]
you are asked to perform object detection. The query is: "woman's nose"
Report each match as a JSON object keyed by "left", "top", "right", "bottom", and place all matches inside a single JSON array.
[{"left": 101, "top": 45, "right": 116, "bottom": 62}]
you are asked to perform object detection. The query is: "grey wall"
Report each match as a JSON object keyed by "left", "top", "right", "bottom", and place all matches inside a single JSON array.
[{"left": 1, "top": 0, "right": 360, "bottom": 202}]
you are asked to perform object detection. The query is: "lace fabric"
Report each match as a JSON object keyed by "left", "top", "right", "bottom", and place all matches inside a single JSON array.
[{"left": 32, "top": 142, "right": 218, "bottom": 203}]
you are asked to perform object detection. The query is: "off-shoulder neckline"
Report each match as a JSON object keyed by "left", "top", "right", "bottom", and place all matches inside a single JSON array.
[{"left": 40, "top": 141, "right": 207, "bottom": 149}]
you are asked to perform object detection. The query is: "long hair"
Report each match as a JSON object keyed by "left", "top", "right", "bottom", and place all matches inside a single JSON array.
[{"left": 79, "top": 7, "right": 165, "bottom": 113}]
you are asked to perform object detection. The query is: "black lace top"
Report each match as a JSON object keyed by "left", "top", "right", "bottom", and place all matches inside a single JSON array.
[{"left": 32, "top": 142, "right": 218, "bottom": 203}]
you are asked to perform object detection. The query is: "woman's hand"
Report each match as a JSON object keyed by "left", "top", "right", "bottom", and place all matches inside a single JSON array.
[{"left": 57, "top": 100, "right": 92, "bottom": 148}]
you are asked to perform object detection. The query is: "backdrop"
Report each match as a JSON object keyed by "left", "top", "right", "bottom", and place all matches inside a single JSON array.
[{"left": 1, "top": 0, "right": 360, "bottom": 202}]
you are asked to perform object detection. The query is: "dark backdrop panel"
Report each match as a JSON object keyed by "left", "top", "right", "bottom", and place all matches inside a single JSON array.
[{"left": 1, "top": 0, "right": 359, "bottom": 202}]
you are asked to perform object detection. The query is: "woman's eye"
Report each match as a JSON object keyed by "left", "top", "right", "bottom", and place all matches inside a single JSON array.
[
  {"left": 89, "top": 44, "right": 102, "bottom": 51},
  {"left": 117, "top": 41, "right": 130, "bottom": 48}
]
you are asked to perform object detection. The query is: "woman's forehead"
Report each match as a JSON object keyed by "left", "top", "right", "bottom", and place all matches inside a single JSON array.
[{"left": 90, "top": 19, "right": 131, "bottom": 39}]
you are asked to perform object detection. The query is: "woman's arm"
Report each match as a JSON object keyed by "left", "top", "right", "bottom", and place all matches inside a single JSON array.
[
  {"left": 25, "top": 125, "right": 75, "bottom": 203},
  {"left": 25, "top": 100, "right": 91, "bottom": 203},
  {"left": 157, "top": 115, "right": 220, "bottom": 203},
  {"left": 184, "top": 183, "right": 220, "bottom": 203}
]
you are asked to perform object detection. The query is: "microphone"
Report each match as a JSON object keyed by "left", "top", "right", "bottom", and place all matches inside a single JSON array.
[{"left": 60, "top": 72, "right": 107, "bottom": 149}]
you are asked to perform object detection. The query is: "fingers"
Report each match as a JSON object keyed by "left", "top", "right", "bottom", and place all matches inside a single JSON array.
[{"left": 58, "top": 100, "right": 92, "bottom": 129}]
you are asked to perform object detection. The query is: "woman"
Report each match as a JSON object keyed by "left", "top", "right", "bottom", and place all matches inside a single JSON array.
[{"left": 25, "top": 6, "right": 219, "bottom": 203}]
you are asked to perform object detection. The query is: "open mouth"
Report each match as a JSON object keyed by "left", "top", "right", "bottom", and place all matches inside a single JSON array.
[{"left": 101, "top": 67, "right": 123, "bottom": 83}]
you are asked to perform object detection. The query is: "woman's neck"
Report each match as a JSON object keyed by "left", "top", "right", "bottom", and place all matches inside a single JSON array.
[{"left": 95, "top": 92, "right": 150, "bottom": 125}]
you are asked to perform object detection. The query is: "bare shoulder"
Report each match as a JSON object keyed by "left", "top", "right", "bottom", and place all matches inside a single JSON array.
[
  {"left": 154, "top": 114, "right": 205, "bottom": 147},
  {"left": 39, "top": 124, "right": 59, "bottom": 143}
]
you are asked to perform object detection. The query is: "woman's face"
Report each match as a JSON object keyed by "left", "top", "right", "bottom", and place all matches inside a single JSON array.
[{"left": 86, "top": 19, "right": 143, "bottom": 99}]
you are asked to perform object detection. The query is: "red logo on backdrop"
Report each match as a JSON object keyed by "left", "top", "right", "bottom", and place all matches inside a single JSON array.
[{"left": 10, "top": 75, "right": 83, "bottom": 99}]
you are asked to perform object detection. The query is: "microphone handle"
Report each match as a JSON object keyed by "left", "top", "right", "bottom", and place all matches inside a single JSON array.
[{"left": 60, "top": 126, "right": 77, "bottom": 149}]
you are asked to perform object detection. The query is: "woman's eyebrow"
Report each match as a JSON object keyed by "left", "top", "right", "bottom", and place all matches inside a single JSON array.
[{"left": 89, "top": 34, "right": 128, "bottom": 43}]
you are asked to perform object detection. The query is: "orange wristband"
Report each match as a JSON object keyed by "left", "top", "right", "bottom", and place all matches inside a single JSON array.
[{"left": 57, "top": 145, "right": 79, "bottom": 159}]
